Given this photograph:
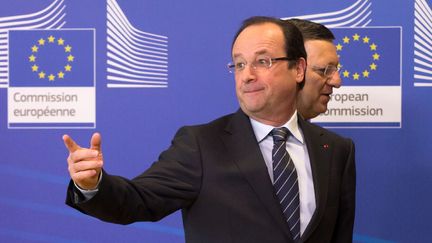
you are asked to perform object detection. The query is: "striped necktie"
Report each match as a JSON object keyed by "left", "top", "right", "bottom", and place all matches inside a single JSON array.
[{"left": 271, "top": 127, "right": 300, "bottom": 242}]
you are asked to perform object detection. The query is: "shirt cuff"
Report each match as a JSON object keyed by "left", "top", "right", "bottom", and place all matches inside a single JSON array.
[{"left": 74, "top": 172, "right": 102, "bottom": 200}]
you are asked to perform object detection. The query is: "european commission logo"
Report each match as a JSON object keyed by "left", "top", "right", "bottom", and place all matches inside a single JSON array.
[
  {"left": 333, "top": 27, "right": 401, "bottom": 86},
  {"left": 9, "top": 30, "right": 94, "bottom": 87},
  {"left": 8, "top": 29, "right": 96, "bottom": 129}
]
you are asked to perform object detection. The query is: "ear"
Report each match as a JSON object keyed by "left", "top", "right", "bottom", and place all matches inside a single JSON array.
[{"left": 294, "top": 57, "right": 307, "bottom": 84}]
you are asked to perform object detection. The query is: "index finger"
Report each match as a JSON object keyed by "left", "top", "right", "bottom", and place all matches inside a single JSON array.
[{"left": 62, "top": 134, "right": 81, "bottom": 153}]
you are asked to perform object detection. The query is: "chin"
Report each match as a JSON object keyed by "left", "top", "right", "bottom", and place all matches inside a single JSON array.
[{"left": 315, "top": 105, "right": 327, "bottom": 114}]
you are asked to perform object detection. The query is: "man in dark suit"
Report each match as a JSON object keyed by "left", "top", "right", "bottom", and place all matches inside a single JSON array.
[
  {"left": 287, "top": 19, "right": 343, "bottom": 120},
  {"left": 64, "top": 16, "right": 355, "bottom": 243}
]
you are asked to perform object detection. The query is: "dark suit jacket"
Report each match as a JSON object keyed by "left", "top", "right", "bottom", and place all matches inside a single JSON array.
[{"left": 66, "top": 109, "right": 356, "bottom": 243}]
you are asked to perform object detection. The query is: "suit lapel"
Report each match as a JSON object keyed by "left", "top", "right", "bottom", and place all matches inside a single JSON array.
[
  {"left": 298, "top": 117, "right": 333, "bottom": 241},
  {"left": 221, "top": 110, "right": 293, "bottom": 240}
]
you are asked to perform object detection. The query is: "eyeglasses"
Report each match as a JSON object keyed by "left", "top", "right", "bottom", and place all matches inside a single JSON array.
[
  {"left": 227, "top": 55, "right": 292, "bottom": 73},
  {"left": 311, "top": 65, "right": 341, "bottom": 78}
]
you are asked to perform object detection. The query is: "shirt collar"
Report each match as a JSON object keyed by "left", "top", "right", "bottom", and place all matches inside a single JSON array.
[{"left": 250, "top": 110, "right": 304, "bottom": 144}]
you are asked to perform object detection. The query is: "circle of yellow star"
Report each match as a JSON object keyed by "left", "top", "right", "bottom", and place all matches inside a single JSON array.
[
  {"left": 336, "top": 32, "right": 381, "bottom": 81},
  {"left": 28, "top": 35, "right": 74, "bottom": 81}
]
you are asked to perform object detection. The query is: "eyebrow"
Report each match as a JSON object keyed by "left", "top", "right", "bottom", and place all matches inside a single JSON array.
[{"left": 255, "top": 49, "right": 268, "bottom": 55}]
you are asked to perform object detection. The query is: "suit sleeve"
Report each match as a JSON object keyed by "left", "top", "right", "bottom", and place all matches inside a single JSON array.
[
  {"left": 332, "top": 138, "right": 356, "bottom": 243},
  {"left": 65, "top": 126, "right": 203, "bottom": 224}
]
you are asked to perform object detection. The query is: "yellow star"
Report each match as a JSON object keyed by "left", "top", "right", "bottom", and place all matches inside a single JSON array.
[
  {"left": 31, "top": 64, "right": 38, "bottom": 72},
  {"left": 353, "top": 73, "right": 360, "bottom": 80},
  {"left": 65, "top": 45, "right": 72, "bottom": 52},
  {"left": 48, "top": 35, "right": 55, "bottom": 43},
  {"left": 38, "top": 38, "right": 45, "bottom": 45},
  {"left": 58, "top": 71, "right": 65, "bottom": 79},
  {"left": 370, "top": 63, "right": 377, "bottom": 70},
  {"left": 343, "top": 36, "right": 350, "bottom": 43},
  {"left": 29, "top": 55, "right": 36, "bottom": 62},
  {"left": 353, "top": 33, "right": 360, "bottom": 41},
  {"left": 373, "top": 53, "right": 380, "bottom": 60},
  {"left": 343, "top": 70, "right": 350, "bottom": 78},
  {"left": 362, "top": 70, "right": 370, "bottom": 78},
  {"left": 31, "top": 45, "right": 38, "bottom": 53},
  {"left": 38, "top": 71, "right": 46, "bottom": 79},
  {"left": 65, "top": 64, "right": 72, "bottom": 72},
  {"left": 336, "top": 43, "right": 343, "bottom": 51},
  {"left": 67, "top": 54, "right": 74, "bottom": 62},
  {"left": 57, "top": 38, "right": 65, "bottom": 45},
  {"left": 48, "top": 74, "right": 55, "bottom": 81},
  {"left": 370, "top": 43, "right": 377, "bottom": 51},
  {"left": 362, "top": 36, "right": 370, "bottom": 43}
]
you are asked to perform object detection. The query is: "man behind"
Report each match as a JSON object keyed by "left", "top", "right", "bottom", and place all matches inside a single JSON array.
[
  {"left": 287, "top": 18, "right": 342, "bottom": 120},
  {"left": 64, "top": 16, "right": 355, "bottom": 243}
]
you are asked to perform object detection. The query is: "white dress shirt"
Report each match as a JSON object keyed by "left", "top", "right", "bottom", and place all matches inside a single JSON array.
[{"left": 249, "top": 111, "right": 316, "bottom": 235}]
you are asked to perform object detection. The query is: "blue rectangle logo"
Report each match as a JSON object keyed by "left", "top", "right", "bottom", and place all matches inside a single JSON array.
[
  {"left": 331, "top": 27, "right": 401, "bottom": 86},
  {"left": 9, "top": 29, "right": 94, "bottom": 87}
]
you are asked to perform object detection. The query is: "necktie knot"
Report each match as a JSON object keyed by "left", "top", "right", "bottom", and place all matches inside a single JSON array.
[{"left": 271, "top": 127, "right": 289, "bottom": 143}]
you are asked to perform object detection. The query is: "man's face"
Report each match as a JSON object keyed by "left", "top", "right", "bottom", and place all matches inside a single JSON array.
[
  {"left": 231, "top": 23, "right": 305, "bottom": 125},
  {"left": 298, "top": 40, "right": 342, "bottom": 120}
]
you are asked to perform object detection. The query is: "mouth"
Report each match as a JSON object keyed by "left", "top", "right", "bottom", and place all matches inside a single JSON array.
[
  {"left": 320, "top": 93, "right": 332, "bottom": 103},
  {"left": 321, "top": 88, "right": 333, "bottom": 97},
  {"left": 243, "top": 87, "right": 265, "bottom": 94}
]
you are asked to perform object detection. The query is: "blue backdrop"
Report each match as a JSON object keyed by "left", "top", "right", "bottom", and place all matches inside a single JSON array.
[{"left": 1, "top": 0, "right": 431, "bottom": 242}]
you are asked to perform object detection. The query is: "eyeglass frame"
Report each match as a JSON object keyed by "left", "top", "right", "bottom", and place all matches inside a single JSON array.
[
  {"left": 227, "top": 56, "right": 295, "bottom": 73},
  {"left": 310, "top": 64, "right": 341, "bottom": 78}
]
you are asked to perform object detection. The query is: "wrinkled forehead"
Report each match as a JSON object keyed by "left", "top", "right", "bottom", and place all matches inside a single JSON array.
[{"left": 232, "top": 23, "right": 285, "bottom": 58}]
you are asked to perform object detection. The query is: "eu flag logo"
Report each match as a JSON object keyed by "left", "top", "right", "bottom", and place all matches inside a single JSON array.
[
  {"left": 331, "top": 27, "right": 401, "bottom": 86},
  {"left": 9, "top": 29, "right": 94, "bottom": 87}
]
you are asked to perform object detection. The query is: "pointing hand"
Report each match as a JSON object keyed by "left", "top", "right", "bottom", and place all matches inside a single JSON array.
[{"left": 63, "top": 133, "right": 103, "bottom": 190}]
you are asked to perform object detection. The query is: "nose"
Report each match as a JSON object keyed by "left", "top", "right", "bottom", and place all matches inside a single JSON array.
[{"left": 327, "top": 71, "right": 342, "bottom": 88}]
